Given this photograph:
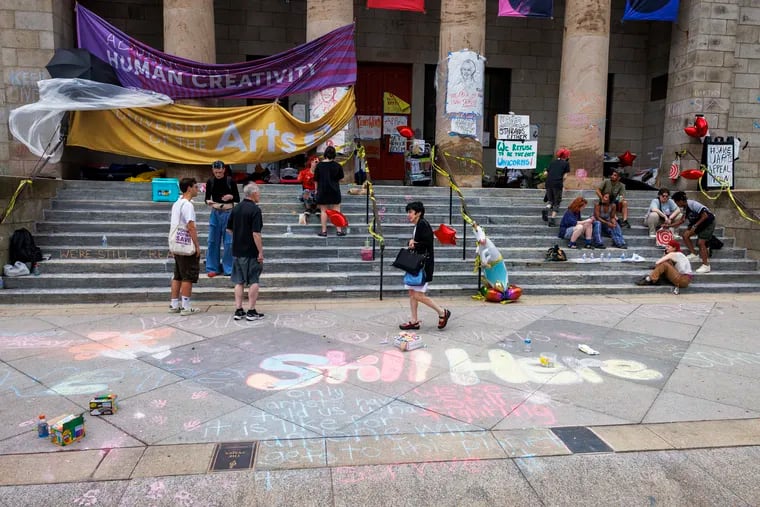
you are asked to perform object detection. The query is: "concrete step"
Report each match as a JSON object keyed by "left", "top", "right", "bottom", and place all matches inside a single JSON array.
[{"left": 4, "top": 180, "right": 756, "bottom": 304}]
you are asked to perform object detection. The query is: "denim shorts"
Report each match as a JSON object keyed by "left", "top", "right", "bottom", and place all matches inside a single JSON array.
[{"left": 231, "top": 257, "right": 262, "bottom": 286}]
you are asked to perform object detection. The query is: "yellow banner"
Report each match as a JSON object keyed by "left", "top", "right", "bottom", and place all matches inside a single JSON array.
[
  {"left": 68, "top": 88, "right": 356, "bottom": 164},
  {"left": 383, "top": 92, "right": 410, "bottom": 114}
]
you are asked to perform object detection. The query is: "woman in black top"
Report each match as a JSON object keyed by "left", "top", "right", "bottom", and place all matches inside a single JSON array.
[
  {"left": 399, "top": 201, "right": 451, "bottom": 331},
  {"left": 314, "top": 146, "right": 346, "bottom": 236}
]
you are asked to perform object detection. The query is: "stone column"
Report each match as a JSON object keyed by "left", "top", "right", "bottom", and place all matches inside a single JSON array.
[
  {"left": 663, "top": 0, "right": 738, "bottom": 190},
  {"left": 555, "top": 0, "right": 611, "bottom": 185},
  {"left": 163, "top": 0, "right": 216, "bottom": 180},
  {"left": 306, "top": 0, "right": 354, "bottom": 154},
  {"left": 435, "top": 0, "right": 486, "bottom": 188}
]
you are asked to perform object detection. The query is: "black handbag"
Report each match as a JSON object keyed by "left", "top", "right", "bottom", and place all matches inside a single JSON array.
[{"left": 392, "top": 248, "right": 426, "bottom": 275}]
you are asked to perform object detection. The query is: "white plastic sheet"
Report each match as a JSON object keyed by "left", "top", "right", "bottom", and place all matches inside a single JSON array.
[{"left": 9, "top": 78, "right": 172, "bottom": 164}]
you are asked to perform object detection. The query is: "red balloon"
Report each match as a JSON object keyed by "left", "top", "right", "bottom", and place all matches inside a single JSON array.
[
  {"left": 684, "top": 126, "right": 700, "bottom": 138},
  {"left": 434, "top": 224, "right": 457, "bottom": 245},
  {"left": 694, "top": 115, "right": 708, "bottom": 132},
  {"left": 396, "top": 126, "right": 414, "bottom": 139},
  {"left": 485, "top": 288, "right": 504, "bottom": 302},
  {"left": 680, "top": 169, "right": 704, "bottom": 180},
  {"left": 506, "top": 285, "right": 522, "bottom": 301},
  {"left": 618, "top": 150, "right": 636, "bottom": 167},
  {"left": 325, "top": 209, "right": 349, "bottom": 227}
]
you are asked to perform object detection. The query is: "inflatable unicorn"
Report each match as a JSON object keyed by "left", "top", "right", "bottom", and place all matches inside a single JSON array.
[{"left": 473, "top": 223, "right": 521, "bottom": 302}]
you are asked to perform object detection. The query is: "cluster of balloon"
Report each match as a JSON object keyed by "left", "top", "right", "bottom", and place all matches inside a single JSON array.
[
  {"left": 325, "top": 209, "right": 348, "bottom": 227},
  {"left": 473, "top": 224, "right": 521, "bottom": 303},
  {"left": 684, "top": 115, "right": 709, "bottom": 138},
  {"left": 618, "top": 150, "right": 636, "bottom": 167},
  {"left": 434, "top": 224, "right": 457, "bottom": 245}
]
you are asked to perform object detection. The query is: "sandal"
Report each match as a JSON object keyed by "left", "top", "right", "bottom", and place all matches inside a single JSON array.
[
  {"left": 399, "top": 321, "right": 420, "bottom": 330},
  {"left": 437, "top": 308, "right": 451, "bottom": 330},
  {"left": 317, "top": 231, "right": 327, "bottom": 237},
  {"left": 336, "top": 230, "right": 347, "bottom": 237}
]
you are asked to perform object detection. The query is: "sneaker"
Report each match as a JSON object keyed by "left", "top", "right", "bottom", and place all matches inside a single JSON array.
[
  {"left": 695, "top": 264, "right": 711, "bottom": 273},
  {"left": 207, "top": 272, "right": 219, "bottom": 278},
  {"left": 233, "top": 308, "right": 245, "bottom": 320},
  {"left": 672, "top": 287, "right": 680, "bottom": 295},
  {"left": 246, "top": 309, "right": 264, "bottom": 321},
  {"left": 541, "top": 208, "right": 548, "bottom": 222},
  {"left": 621, "top": 220, "right": 631, "bottom": 228},
  {"left": 584, "top": 243, "right": 594, "bottom": 249},
  {"left": 317, "top": 231, "right": 327, "bottom": 237},
  {"left": 169, "top": 306, "right": 181, "bottom": 314},
  {"left": 304, "top": 210, "right": 311, "bottom": 216},
  {"left": 635, "top": 277, "right": 655, "bottom": 286},
  {"left": 593, "top": 243, "right": 606, "bottom": 250},
  {"left": 180, "top": 307, "right": 201, "bottom": 316},
  {"left": 568, "top": 242, "right": 578, "bottom": 249},
  {"left": 615, "top": 243, "right": 628, "bottom": 250},
  {"left": 686, "top": 253, "right": 700, "bottom": 261},
  {"left": 649, "top": 233, "right": 657, "bottom": 239},
  {"left": 548, "top": 218, "right": 557, "bottom": 227}
]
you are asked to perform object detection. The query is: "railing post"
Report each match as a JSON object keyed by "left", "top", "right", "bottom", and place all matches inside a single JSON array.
[
  {"left": 379, "top": 246, "right": 385, "bottom": 301},
  {"left": 462, "top": 216, "right": 467, "bottom": 260},
  {"left": 449, "top": 186, "right": 453, "bottom": 224}
]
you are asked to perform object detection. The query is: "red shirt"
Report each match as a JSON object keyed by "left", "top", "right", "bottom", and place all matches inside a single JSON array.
[{"left": 298, "top": 169, "right": 316, "bottom": 190}]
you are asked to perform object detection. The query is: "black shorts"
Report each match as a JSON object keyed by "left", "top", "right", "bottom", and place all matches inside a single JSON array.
[
  {"left": 173, "top": 254, "right": 199, "bottom": 283},
  {"left": 231, "top": 257, "right": 262, "bottom": 286}
]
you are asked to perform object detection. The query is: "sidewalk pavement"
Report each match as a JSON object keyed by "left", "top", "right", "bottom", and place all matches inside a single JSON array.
[{"left": 0, "top": 293, "right": 759, "bottom": 506}]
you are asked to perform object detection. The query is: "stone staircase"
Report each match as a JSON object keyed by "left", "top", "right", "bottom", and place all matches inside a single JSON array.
[{"left": 1, "top": 180, "right": 759, "bottom": 304}]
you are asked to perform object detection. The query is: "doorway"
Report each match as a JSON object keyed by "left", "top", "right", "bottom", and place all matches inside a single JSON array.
[{"left": 356, "top": 63, "right": 413, "bottom": 181}]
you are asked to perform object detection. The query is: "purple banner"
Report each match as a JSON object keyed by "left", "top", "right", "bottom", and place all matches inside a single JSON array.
[
  {"left": 75, "top": 4, "right": 356, "bottom": 100},
  {"left": 498, "top": 0, "right": 553, "bottom": 18}
]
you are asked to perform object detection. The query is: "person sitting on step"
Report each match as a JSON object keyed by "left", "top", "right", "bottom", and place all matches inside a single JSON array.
[
  {"left": 558, "top": 196, "right": 596, "bottom": 249},
  {"left": 595, "top": 168, "right": 630, "bottom": 228},
  {"left": 636, "top": 239, "right": 692, "bottom": 294},
  {"left": 593, "top": 193, "right": 627, "bottom": 249},
  {"left": 645, "top": 188, "right": 682, "bottom": 239}
]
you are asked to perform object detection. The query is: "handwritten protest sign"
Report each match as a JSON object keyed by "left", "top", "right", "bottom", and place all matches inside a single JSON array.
[
  {"left": 496, "top": 140, "right": 537, "bottom": 169},
  {"left": 702, "top": 137, "right": 735, "bottom": 189},
  {"left": 495, "top": 114, "right": 530, "bottom": 140}
]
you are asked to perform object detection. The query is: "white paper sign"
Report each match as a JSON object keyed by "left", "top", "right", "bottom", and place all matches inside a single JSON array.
[
  {"left": 496, "top": 140, "right": 538, "bottom": 169},
  {"left": 356, "top": 115, "right": 382, "bottom": 140},
  {"left": 496, "top": 114, "right": 530, "bottom": 140},
  {"left": 450, "top": 117, "right": 477, "bottom": 137},
  {"left": 705, "top": 142, "right": 734, "bottom": 188},
  {"left": 383, "top": 115, "right": 408, "bottom": 136}
]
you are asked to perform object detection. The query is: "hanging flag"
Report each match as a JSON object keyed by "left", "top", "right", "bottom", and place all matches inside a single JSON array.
[
  {"left": 76, "top": 4, "right": 356, "bottom": 100},
  {"left": 367, "top": 0, "right": 425, "bottom": 13},
  {"left": 623, "top": 0, "right": 680, "bottom": 21},
  {"left": 67, "top": 88, "right": 357, "bottom": 165},
  {"left": 498, "top": 0, "right": 553, "bottom": 18}
]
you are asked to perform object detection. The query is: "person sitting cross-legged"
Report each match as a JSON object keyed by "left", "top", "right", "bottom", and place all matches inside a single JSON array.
[{"left": 593, "top": 193, "right": 627, "bottom": 249}]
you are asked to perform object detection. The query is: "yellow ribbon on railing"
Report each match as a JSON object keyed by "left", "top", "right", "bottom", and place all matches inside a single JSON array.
[
  {"left": 0, "top": 179, "right": 33, "bottom": 224},
  {"left": 430, "top": 146, "right": 476, "bottom": 228},
  {"left": 353, "top": 145, "right": 385, "bottom": 246}
]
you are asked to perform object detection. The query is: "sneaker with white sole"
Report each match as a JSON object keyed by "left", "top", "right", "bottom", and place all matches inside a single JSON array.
[
  {"left": 686, "top": 253, "right": 700, "bottom": 261},
  {"left": 169, "top": 306, "right": 181, "bottom": 314},
  {"left": 246, "top": 309, "right": 264, "bottom": 321},
  {"left": 695, "top": 264, "right": 711, "bottom": 273},
  {"left": 233, "top": 308, "right": 245, "bottom": 320},
  {"left": 180, "top": 307, "right": 201, "bottom": 316}
]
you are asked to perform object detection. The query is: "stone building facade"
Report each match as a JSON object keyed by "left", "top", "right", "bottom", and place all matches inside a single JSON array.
[{"left": 1, "top": 0, "right": 759, "bottom": 188}]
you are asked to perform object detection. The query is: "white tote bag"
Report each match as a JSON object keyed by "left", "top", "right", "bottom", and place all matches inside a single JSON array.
[{"left": 168, "top": 201, "right": 196, "bottom": 256}]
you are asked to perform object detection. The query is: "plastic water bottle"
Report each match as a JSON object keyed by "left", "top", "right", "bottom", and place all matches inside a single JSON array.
[
  {"left": 32, "top": 263, "right": 40, "bottom": 276},
  {"left": 285, "top": 225, "right": 293, "bottom": 237},
  {"left": 101, "top": 235, "right": 108, "bottom": 248},
  {"left": 523, "top": 337, "right": 532, "bottom": 352},
  {"left": 581, "top": 253, "right": 587, "bottom": 262},
  {"left": 590, "top": 252, "right": 595, "bottom": 260},
  {"left": 37, "top": 415, "right": 48, "bottom": 438}
]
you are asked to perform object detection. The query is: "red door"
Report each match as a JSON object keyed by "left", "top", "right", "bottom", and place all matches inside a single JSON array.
[{"left": 356, "top": 63, "right": 413, "bottom": 181}]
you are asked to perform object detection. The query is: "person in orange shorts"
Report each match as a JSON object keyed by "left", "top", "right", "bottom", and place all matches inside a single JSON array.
[{"left": 635, "top": 239, "right": 692, "bottom": 294}]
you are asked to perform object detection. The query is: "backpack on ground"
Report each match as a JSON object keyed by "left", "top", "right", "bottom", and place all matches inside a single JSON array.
[
  {"left": 9, "top": 228, "right": 43, "bottom": 264},
  {"left": 707, "top": 235, "right": 724, "bottom": 257},
  {"left": 545, "top": 244, "right": 567, "bottom": 262}
]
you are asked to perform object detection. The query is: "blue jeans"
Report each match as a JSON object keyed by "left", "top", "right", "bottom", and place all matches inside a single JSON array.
[
  {"left": 593, "top": 221, "right": 626, "bottom": 246},
  {"left": 206, "top": 209, "right": 232, "bottom": 275}
]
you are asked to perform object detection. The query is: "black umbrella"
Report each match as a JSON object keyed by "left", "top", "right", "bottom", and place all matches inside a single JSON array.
[{"left": 45, "top": 48, "right": 121, "bottom": 86}]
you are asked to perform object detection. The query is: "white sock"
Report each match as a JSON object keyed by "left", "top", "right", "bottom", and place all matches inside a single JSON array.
[
  {"left": 181, "top": 296, "right": 191, "bottom": 309},
  {"left": 170, "top": 298, "right": 179, "bottom": 309}
]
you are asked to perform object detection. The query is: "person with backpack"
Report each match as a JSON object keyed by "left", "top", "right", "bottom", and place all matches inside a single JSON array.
[
  {"left": 671, "top": 191, "right": 715, "bottom": 274},
  {"left": 204, "top": 160, "right": 240, "bottom": 277}
]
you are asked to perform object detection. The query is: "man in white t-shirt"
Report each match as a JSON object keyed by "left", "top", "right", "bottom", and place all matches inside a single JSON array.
[
  {"left": 169, "top": 178, "right": 201, "bottom": 315},
  {"left": 644, "top": 188, "right": 682, "bottom": 238}
]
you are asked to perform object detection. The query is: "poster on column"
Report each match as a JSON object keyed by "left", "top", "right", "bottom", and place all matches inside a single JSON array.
[
  {"left": 496, "top": 140, "right": 538, "bottom": 169},
  {"left": 701, "top": 136, "right": 735, "bottom": 189},
  {"left": 495, "top": 114, "right": 530, "bottom": 140},
  {"left": 446, "top": 50, "right": 484, "bottom": 115},
  {"left": 311, "top": 87, "right": 352, "bottom": 152}
]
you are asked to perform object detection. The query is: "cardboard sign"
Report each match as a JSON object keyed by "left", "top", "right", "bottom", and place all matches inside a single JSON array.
[
  {"left": 496, "top": 140, "right": 537, "bottom": 169},
  {"left": 701, "top": 136, "right": 735, "bottom": 189},
  {"left": 495, "top": 114, "right": 530, "bottom": 140}
]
